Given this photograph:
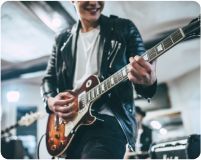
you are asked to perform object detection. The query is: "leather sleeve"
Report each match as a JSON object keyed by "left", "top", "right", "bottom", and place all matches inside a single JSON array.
[
  {"left": 126, "top": 19, "right": 146, "bottom": 57},
  {"left": 40, "top": 40, "right": 58, "bottom": 113},
  {"left": 125, "top": 20, "right": 157, "bottom": 98},
  {"left": 40, "top": 32, "right": 67, "bottom": 113}
]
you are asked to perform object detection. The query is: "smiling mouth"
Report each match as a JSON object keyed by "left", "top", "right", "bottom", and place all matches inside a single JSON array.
[{"left": 85, "top": 7, "right": 101, "bottom": 13}]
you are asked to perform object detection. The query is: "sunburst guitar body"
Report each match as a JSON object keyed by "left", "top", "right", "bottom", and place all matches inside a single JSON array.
[{"left": 46, "top": 75, "right": 99, "bottom": 157}]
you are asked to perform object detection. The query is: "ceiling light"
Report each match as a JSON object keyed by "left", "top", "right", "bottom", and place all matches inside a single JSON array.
[
  {"left": 6, "top": 91, "right": 20, "bottom": 102},
  {"left": 150, "top": 120, "right": 162, "bottom": 130},
  {"left": 160, "top": 128, "right": 167, "bottom": 135},
  {"left": 51, "top": 14, "right": 63, "bottom": 29}
]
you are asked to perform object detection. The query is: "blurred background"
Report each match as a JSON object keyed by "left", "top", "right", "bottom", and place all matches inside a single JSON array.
[{"left": 1, "top": 1, "right": 200, "bottom": 159}]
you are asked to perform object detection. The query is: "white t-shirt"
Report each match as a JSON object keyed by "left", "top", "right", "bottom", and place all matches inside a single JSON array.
[
  {"left": 73, "top": 27, "right": 100, "bottom": 90},
  {"left": 73, "top": 26, "right": 113, "bottom": 116}
]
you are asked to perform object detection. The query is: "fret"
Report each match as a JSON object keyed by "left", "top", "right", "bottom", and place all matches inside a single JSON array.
[
  {"left": 92, "top": 88, "right": 96, "bottom": 98},
  {"left": 96, "top": 86, "right": 100, "bottom": 96},
  {"left": 163, "top": 37, "right": 173, "bottom": 49},
  {"left": 89, "top": 91, "right": 92, "bottom": 100},
  {"left": 98, "top": 85, "right": 102, "bottom": 94},
  {"left": 106, "top": 80, "right": 109, "bottom": 90},
  {"left": 171, "top": 29, "right": 184, "bottom": 43},
  {"left": 118, "top": 71, "right": 123, "bottom": 81},
  {"left": 87, "top": 92, "right": 91, "bottom": 102},
  {"left": 147, "top": 48, "right": 157, "bottom": 61},
  {"left": 125, "top": 65, "right": 129, "bottom": 74},
  {"left": 106, "top": 78, "right": 111, "bottom": 90},
  {"left": 119, "top": 70, "right": 124, "bottom": 80},
  {"left": 115, "top": 72, "right": 120, "bottom": 83},
  {"left": 116, "top": 72, "right": 120, "bottom": 82},
  {"left": 101, "top": 83, "right": 105, "bottom": 92},
  {"left": 118, "top": 72, "right": 121, "bottom": 82},
  {"left": 91, "top": 90, "right": 95, "bottom": 99},
  {"left": 102, "top": 79, "right": 110, "bottom": 94},
  {"left": 113, "top": 73, "right": 117, "bottom": 84},
  {"left": 114, "top": 73, "right": 118, "bottom": 84},
  {"left": 92, "top": 87, "right": 96, "bottom": 96},
  {"left": 110, "top": 76, "right": 115, "bottom": 85},
  {"left": 103, "top": 81, "right": 107, "bottom": 92},
  {"left": 82, "top": 95, "right": 86, "bottom": 106},
  {"left": 122, "top": 67, "right": 127, "bottom": 77}
]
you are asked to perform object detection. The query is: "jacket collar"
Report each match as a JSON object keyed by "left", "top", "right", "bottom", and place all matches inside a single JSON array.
[
  {"left": 98, "top": 15, "right": 111, "bottom": 78},
  {"left": 99, "top": 15, "right": 111, "bottom": 38},
  {"left": 71, "top": 14, "right": 110, "bottom": 36},
  {"left": 61, "top": 15, "right": 111, "bottom": 81}
]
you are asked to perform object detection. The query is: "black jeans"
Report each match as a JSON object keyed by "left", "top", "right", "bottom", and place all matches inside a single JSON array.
[{"left": 65, "top": 114, "right": 127, "bottom": 159}]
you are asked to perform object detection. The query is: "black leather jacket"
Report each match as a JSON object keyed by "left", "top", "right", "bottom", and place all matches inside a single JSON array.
[{"left": 41, "top": 15, "right": 157, "bottom": 150}]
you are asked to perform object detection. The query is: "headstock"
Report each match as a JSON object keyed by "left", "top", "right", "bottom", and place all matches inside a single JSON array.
[
  {"left": 182, "top": 15, "right": 200, "bottom": 39},
  {"left": 18, "top": 112, "right": 45, "bottom": 126}
]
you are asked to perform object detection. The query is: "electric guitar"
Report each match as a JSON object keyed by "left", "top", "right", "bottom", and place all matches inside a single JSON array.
[
  {"left": 1, "top": 112, "right": 45, "bottom": 135},
  {"left": 46, "top": 16, "right": 200, "bottom": 157}
]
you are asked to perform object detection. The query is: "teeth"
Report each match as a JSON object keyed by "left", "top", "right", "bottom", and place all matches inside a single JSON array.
[{"left": 86, "top": 8, "right": 99, "bottom": 11}]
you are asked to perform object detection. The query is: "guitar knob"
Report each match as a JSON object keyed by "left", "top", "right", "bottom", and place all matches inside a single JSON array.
[
  {"left": 49, "top": 138, "right": 54, "bottom": 145},
  {"left": 62, "top": 120, "right": 67, "bottom": 124},
  {"left": 55, "top": 133, "right": 60, "bottom": 139},
  {"left": 51, "top": 145, "right": 57, "bottom": 151},
  {"left": 60, "top": 141, "right": 65, "bottom": 146}
]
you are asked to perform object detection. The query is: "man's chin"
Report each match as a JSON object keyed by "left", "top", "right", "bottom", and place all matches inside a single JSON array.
[{"left": 87, "top": 15, "right": 101, "bottom": 22}]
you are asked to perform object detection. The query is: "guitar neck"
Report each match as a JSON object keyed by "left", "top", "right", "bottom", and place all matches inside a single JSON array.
[
  {"left": 143, "top": 28, "right": 185, "bottom": 62},
  {"left": 1, "top": 123, "right": 19, "bottom": 134},
  {"left": 85, "top": 28, "right": 186, "bottom": 103}
]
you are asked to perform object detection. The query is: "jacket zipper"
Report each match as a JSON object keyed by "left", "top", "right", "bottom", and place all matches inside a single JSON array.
[
  {"left": 109, "top": 42, "right": 121, "bottom": 68},
  {"left": 108, "top": 40, "right": 118, "bottom": 60}
]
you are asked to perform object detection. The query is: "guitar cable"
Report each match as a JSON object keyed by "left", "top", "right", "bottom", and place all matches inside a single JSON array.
[{"left": 37, "top": 133, "right": 46, "bottom": 159}]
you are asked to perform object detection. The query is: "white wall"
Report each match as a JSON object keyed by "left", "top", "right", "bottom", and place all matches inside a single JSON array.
[{"left": 167, "top": 67, "right": 200, "bottom": 135}]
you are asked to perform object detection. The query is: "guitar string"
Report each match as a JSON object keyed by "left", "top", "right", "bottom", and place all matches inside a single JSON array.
[
  {"left": 84, "top": 30, "right": 184, "bottom": 103},
  {"left": 82, "top": 20, "right": 200, "bottom": 106}
]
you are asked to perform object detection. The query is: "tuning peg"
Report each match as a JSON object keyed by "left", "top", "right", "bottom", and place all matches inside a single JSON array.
[{"left": 51, "top": 145, "right": 57, "bottom": 151}]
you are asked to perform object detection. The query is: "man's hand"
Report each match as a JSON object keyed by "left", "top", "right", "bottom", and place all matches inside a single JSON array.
[
  {"left": 128, "top": 55, "right": 156, "bottom": 86},
  {"left": 47, "top": 92, "right": 78, "bottom": 121}
]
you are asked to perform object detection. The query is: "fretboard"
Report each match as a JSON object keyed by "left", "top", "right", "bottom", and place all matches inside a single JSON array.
[
  {"left": 85, "top": 28, "right": 185, "bottom": 103},
  {"left": 142, "top": 28, "right": 185, "bottom": 62},
  {"left": 85, "top": 65, "right": 129, "bottom": 103},
  {"left": 1, "top": 123, "right": 18, "bottom": 134}
]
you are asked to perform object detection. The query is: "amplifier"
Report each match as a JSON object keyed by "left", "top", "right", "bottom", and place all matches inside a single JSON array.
[
  {"left": 1, "top": 138, "right": 24, "bottom": 159},
  {"left": 150, "top": 134, "right": 200, "bottom": 159}
]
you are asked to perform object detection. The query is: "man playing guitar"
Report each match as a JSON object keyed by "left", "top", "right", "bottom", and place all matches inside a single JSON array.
[{"left": 41, "top": 1, "right": 157, "bottom": 158}]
